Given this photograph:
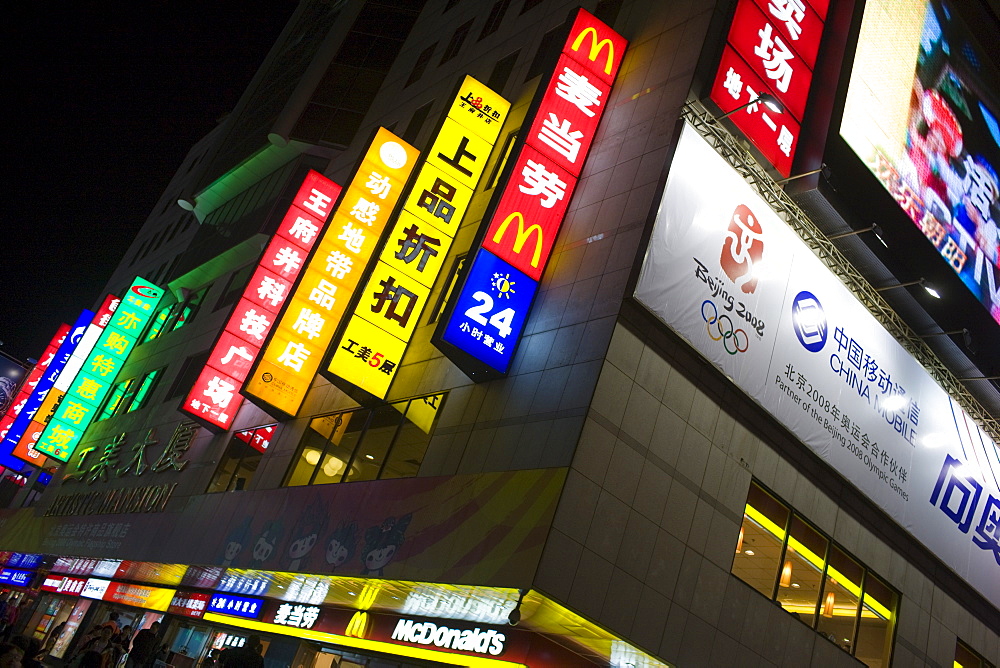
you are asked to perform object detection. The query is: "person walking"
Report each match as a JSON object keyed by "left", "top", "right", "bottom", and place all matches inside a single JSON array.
[
  {"left": 126, "top": 622, "right": 159, "bottom": 668},
  {"left": 218, "top": 635, "right": 264, "bottom": 668}
]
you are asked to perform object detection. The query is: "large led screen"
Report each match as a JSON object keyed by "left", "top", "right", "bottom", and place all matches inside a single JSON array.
[{"left": 841, "top": 0, "right": 1000, "bottom": 323}]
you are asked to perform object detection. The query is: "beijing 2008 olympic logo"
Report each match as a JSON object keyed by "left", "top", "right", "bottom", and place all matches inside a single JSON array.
[{"left": 701, "top": 300, "right": 749, "bottom": 355}]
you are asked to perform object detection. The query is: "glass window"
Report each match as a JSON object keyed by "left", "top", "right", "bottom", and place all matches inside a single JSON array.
[
  {"left": 478, "top": 0, "right": 511, "bottom": 40},
  {"left": 955, "top": 639, "right": 995, "bottom": 668},
  {"left": 816, "top": 545, "right": 863, "bottom": 653},
  {"left": 428, "top": 254, "right": 467, "bottom": 325},
  {"left": 485, "top": 130, "right": 519, "bottom": 190},
  {"left": 125, "top": 368, "right": 163, "bottom": 413},
  {"left": 285, "top": 393, "right": 446, "bottom": 487},
  {"left": 856, "top": 574, "right": 897, "bottom": 668},
  {"left": 732, "top": 482, "right": 789, "bottom": 599},
  {"left": 732, "top": 481, "right": 898, "bottom": 667},
  {"left": 406, "top": 43, "right": 437, "bottom": 87},
  {"left": 97, "top": 379, "right": 134, "bottom": 421},
  {"left": 440, "top": 20, "right": 473, "bottom": 64},
  {"left": 776, "top": 516, "right": 828, "bottom": 627},
  {"left": 207, "top": 430, "right": 268, "bottom": 493}
]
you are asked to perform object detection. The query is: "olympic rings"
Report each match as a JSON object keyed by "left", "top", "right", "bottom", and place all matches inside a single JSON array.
[{"left": 701, "top": 299, "right": 749, "bottom": 355}]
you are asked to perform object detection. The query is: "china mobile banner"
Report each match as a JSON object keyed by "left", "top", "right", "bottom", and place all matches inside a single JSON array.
[{"left": 635, "top": 122, "right": 1000, "bottom": 607}]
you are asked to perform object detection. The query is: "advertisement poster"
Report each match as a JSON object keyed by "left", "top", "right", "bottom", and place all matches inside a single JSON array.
[
  {"left": 636, "top": 122, "right": 1000, "bottom": 607},
  {"left": 841, "top": 0, "right": 1000, "bottom": 324}
]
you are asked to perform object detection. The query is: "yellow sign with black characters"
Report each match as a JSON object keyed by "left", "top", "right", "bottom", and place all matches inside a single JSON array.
[{"left": 327, "top": 76, "right": 509, "bottom": 399}]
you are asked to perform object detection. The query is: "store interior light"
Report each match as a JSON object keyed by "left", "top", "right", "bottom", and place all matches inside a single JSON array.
[
  {"left": 779, "top": 560, "right": 793, "bottom": 587},
  {"left": 823, "top": 591, "right": 836, "bottom": 617}
]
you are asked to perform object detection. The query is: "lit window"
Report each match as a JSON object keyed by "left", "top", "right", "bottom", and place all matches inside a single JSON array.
[
  {"left": 285, "top": 393, "right": 446, "bottom": 487},
  {"left": 207, "top": 424, "right": 278, "bottom": 493},
  {"left": 732, "top": 481, "right": 897, "bottom": 667}
]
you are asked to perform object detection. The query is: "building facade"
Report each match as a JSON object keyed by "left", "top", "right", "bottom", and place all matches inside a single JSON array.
[{"left": 0, "top": 0, "right": 998, "bottom": 666}]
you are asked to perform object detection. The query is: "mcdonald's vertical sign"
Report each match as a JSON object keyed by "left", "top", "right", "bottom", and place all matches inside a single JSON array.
[{"left": 435, "top": 8, "right": 626, "bottom": 376}]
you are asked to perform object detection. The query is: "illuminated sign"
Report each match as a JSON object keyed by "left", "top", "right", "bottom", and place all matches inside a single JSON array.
[
  {"left": 184, "top": 170, "right": 342, "bottom": 430},
  {"left": 390, "top": 618, "right": 506, "bottom": 656},
  {"left": 14, "top": 294, "right": 120, "bottom": 463},
  {"left": 840, "top": 0, "right": 1000, "bottom": 327},
  {"left": 208, "top": 593, "right": 264, "bottom": 620},
  {"left": 437, "top": 9, "right": 626, "bottom": 377},
  {"left": 0, "top": 569, "right": 32, "bottom": 587},
  {"left": 81, "top": 578, "right": 111, "bottom": 600},
  {"left": 36, "top": 278, "right": 163, "bottom": 461},
  {"left": 0, "top": 324, "right": 68, "bottom": 469},
  {"left": 40, "top": 576, "right": 87, "bottom": 595},
  {"left": 169, "top": 591, "right": 211, "bottom": 618},
  {"left": 0, "top": 312, "right": 92, "bottom": 464},
  {"left": 244, "top": 130, "right": 418, "bottom": 415},
  {"left": 233, "top": 424, "right": 276, "bottom": 454},
  {"left": 326, "top": 78, "right": 508, "bottom": 400},
  {"left": 635, "top": 121, "right": 1000, "bottom": 612},
  {"left": 104, "top": 582, "right": 175, "bottom": 611},
  {"left": 709, "top": 0, "right": 828, "bottom": 176},
  {"left": 272, "top": 603, "right": 321, "bottom": 629},
  {"left": 438, "top": 251, "right": 536, "bottom": 373},
  {"left": 6, "top": 553, "right": 42, "bottom": 569}
]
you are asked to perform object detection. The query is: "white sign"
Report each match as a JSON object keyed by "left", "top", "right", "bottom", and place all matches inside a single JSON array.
[
  {"left": 390, "top": 618, "right": 505, "bottom": 656},
  {"left": 81, "top": 578, "right": 111, "bottom": 600},
  {"left": 635, "top": 123, "right": 1000, "bottom": 608}
]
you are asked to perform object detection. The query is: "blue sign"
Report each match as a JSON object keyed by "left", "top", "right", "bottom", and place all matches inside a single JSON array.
[
  {"left": 0, "top": 309, "right": 93, "bottom": 454},
  {"left": 440, "top": 250, "right": 537, "bottom": 374},
  {"left": 0, "top": 569, "right": 32, "bottom": 587},
  {"left": 6, "top": 553, "right": 41, "bottom": 569},
  {"left": 208, "top": 593, "right": 264, "bottom": 619}
]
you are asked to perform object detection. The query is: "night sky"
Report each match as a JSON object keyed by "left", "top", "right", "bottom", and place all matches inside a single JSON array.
[{"left": 2, "top": 2, "right": 298, "bottom": 364}]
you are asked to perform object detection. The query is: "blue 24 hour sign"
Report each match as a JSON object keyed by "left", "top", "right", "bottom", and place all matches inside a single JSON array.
[{"left": 440, "top": 249, "right": 537, "bottom": 374}]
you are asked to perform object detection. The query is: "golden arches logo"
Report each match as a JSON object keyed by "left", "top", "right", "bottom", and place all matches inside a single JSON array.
[
  {"left": 346, "top": 611, "right": 370, "bottom": 638},
  {"left": 492, "top": 212, "right": 543, "bottom": 268},
  {"left": 570, "top": 26, "right": 615, "bottom": 75}
]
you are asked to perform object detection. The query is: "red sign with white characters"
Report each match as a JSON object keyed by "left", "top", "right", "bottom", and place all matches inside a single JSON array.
[
  {"left": 169, "top": 591, "right": 211, "bottom": 618},
  {"left": 710, "top": 0, "right": 826, "bottom": 176},
  {"left": 181, "top": 170, "right": 342, "bottom": 430},
  {"left": 750, "top": 0, "right": 825, "bottom": 68},
  {"left": 482, "top": 146, "right": 575, "bottom": 280},
  {"left": 523, "top": 53, "right": 612, "bottom": 176},
  {"left": 481, "top": 14, "right": 626, "bottom": 280},
  {"left": 711, "top": 46, "right": 801, "bottom": 176},
  {"left": 40, "top": 576, "right": 87, "bottom": 595}
]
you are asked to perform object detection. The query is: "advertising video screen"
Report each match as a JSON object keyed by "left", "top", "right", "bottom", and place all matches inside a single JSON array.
[{"left": 841, "top": 0, "right": 1000, "bottom": 323}]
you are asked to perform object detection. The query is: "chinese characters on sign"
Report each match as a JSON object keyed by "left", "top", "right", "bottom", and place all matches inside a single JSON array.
[
  {"left": 0, "top": 323, "right": 70, "bottom": 467},
  {"left": 327, "top": 77, "right": 509, "bottom": 399},
  {"left": 0, "top": 312, "right": 92, "bottom": 467},
  {"left": 184, "top": 170, "right": 342, "bottom": 430},
  {"left": 36, "top": 280, "right": 164, "bottom": 462},
  {"left": 709, "top": 0, "right": 829, "bottom": 176},
  {"left": 243, "top": 131, "right": 418, "bottom": 416},
  {"left": 437, "top": 9, "right": 627, "bottom": 376},
  {"left": 13, "top": 294, "right": 121, "bottom": 464}
]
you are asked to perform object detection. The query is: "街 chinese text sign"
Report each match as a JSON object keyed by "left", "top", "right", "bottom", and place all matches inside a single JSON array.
[
  {"left": 635, "top": 122, "right": 1000, "bottom": 608},
  {"left": 438, "top": 8, "right": 627, "bottom": 376}
]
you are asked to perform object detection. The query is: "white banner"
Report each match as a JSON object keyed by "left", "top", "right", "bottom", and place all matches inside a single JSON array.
[{"left": 636, "top": 123, "right": 1000, "bottom": 607}]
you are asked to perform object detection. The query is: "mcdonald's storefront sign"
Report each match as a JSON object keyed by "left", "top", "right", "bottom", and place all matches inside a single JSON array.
[{"left": 437, "top": 8, "right": 627, "bottom": 377}]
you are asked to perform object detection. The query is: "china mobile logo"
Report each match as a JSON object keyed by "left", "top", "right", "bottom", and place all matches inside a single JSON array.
[{"left": 720, "top": 204, "right": 764, "bottom": 294}]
